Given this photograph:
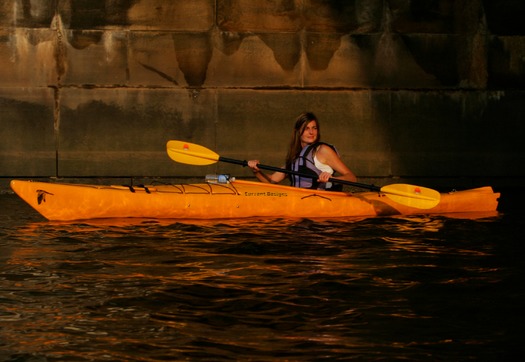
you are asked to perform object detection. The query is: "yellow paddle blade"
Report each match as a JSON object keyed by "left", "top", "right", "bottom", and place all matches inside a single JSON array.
[
  {"left": 166, "top": 140, "right": 220, "bottom": 166},
  {"left": 380, "top": 184, "right": 441, "bottom": 209}
]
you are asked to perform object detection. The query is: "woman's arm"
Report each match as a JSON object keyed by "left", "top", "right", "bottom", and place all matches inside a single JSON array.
[
  {"left": 248, "top": 160, "right": 287, "bottom": 184},
  {"left": 315, "top": 145, "right": 357, "bottom": 183}
]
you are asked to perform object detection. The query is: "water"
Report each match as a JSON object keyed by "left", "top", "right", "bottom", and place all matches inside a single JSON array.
[{"left": 1, "top": 193, "right": 523, "bottom": 361}]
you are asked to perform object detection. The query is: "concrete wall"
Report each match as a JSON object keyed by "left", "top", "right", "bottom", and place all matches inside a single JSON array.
[{"left": 1, "top": 0, "right": 524, "bottom": 190}]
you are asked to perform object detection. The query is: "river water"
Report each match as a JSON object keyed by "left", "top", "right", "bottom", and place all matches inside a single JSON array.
[{"left": 1, "top": 192, "right": 523, "bottom": 361}]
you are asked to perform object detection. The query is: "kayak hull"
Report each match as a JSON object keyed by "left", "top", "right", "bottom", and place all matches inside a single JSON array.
[{"left": 10, "top": 179, "right": 500, "bottom": 221}]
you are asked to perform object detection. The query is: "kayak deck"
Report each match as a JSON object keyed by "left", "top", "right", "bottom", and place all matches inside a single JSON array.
[{"left": 10, "top": 179, "right": 500, "bottom": 221}]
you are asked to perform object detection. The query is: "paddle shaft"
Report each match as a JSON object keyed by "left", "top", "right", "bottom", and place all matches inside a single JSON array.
[
  {"left": 218, "top": 156, "right": 381, "bottom": 192},
  {"left": 166, "top": 140, "right": 440, "bottom": 208}
]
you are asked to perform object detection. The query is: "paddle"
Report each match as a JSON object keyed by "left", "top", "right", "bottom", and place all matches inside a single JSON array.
[{"left": 166, "top": 140, "right": 441, "bottom": 209}]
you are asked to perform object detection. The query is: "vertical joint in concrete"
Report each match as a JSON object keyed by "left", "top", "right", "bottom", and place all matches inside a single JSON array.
[
  {"left": 52, "top": 85, "right": 60, "bottom": 178},
  {"left": 51, "top": 11, "right": 66, "bottom": 84},
  {"left": 51, "top": 6, "right": 66, "bottom": 178}
]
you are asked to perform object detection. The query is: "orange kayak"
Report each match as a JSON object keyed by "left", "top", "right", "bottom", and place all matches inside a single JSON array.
[{"left": 10, "top": 179, "right": 500, "bottom": 221}]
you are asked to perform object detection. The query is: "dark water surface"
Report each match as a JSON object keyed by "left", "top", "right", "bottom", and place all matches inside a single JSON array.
[{"left": 1, "top": 193, "right": 524, "bottom": 361}]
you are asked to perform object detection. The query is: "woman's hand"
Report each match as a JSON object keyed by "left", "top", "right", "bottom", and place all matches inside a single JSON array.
[
  {"left": 318, "top": 171, "right": 332, "bottom": 183},
  {"left": 247, "top": 160, "right": 260, "bottom": 173}
]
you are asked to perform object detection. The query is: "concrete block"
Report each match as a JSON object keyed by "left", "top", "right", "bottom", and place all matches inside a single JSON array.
[
  {"left": 0, "top": 1, "right": 55, "bottom": 28},
  {"left": 59, "top": 0, "right": 136, "bottom": 30},
  {"left": 128, "top": 32, "right": 184, "bottom": 87},
  {"left": 389, "top": 90, "right": 525, "bottom": 178},
  {"left": 0, "top": 28, "right": 57, "bottom": 87},
  {"left": 319, "top": 91, "right": 392, "bottom": 177},
  {"left": 206, "top": 32, "right": 302, "bottom": 87},
  {"left": 478, "top": 90, "right": 525, "bottom": 176},
  {"left": 484, "top": 0, "right": 525, "bottom": 35},
  {"left": 127, "top": 0, "right": 214, "bottom": 31},
  {"left": 301, "top": 33, "right": 375, "bottom": 87},
  {"left": 488, "top": 36, "right": 525, "bottom": 88},
  {"left": 0, "top": 87, "right": 56, "bottom": 176},
  {"left": 390, "top": 0, "right": 455, "bottom": 34},
  {"left": 171, "top": 32, "right": 213, "bottom": 88},
  {"left": 399, "top": 34, "right": 458, "bottom": 86},
  {"left": 0, "top": 2, "right": 12, "bottom": 27},
  {"left": 303, "top": 0, "right": 379, "bottom": 33},
  {"left": 58, "top": 88, "right": 218, "bottom": 177},
  {"left": 62, "top": 29, "right": 129, "bottom": 86},
  {"left": 218, "top": 0, "right": 302, "bottom": 33},
  {"left": 216, "top": 90, "right": 293, "bottom": 177},
  {"left": 389, "top": 91, "right": 462, "bottom": 176}
]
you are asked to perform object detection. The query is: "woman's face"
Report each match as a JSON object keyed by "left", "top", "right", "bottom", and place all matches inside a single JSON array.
[{"left": 300, "top": 120, "right": 318, "bottom": 146}]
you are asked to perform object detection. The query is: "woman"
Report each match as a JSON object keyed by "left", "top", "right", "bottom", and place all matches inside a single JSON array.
[{"left": 248, "top": 112, "right": 357, "bottom": 190}]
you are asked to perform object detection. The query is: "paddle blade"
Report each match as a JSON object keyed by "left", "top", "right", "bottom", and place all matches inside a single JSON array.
[
  {"left": 380, "top": 184, "right": 441, "bottom": 209},
  {"left": 167, "top": 140, "right": 220, "bottom": 165}
]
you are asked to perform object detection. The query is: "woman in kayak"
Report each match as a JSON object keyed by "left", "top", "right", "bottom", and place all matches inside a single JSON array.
[{"left": 247, "top": 112, "right": 357, "bottom": 190}]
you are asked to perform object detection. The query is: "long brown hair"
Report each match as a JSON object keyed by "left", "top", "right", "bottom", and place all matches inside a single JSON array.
[{"left": 285, "top": 112, "right": 321, "bottom": 169}]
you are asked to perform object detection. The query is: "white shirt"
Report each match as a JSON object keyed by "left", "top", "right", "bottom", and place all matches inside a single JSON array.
[
  {"left": 314, "top": 156, "right": 334, "bottom": 188},
  {"left": 314, "top": 156, "right": 334, "bottom": 174}
]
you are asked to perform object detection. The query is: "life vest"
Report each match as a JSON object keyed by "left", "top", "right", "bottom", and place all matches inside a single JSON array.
[{"left": 289, "top": 142, "right": 342, "bottom": 191}]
